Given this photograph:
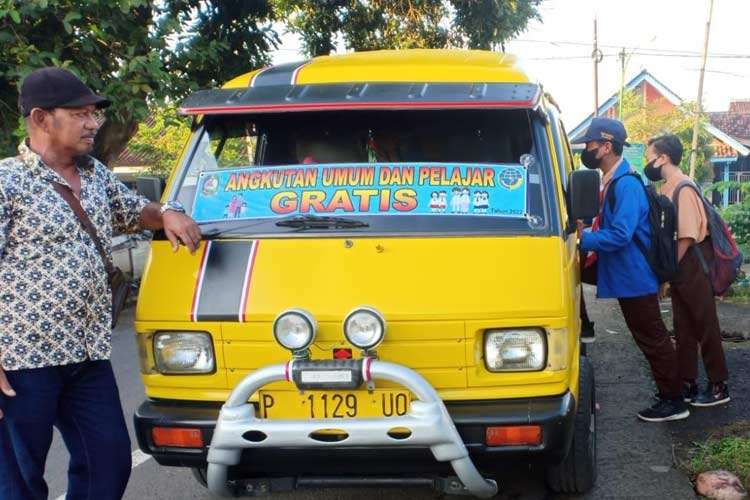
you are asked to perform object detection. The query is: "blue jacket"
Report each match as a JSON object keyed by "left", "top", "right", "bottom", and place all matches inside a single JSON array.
[{"left": 580, "top": 160, "right": 658, "bottom": 299}]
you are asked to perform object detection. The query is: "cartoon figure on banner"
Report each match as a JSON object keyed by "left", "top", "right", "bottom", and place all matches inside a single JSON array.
[
  {"left": 229, "top": 195, "right": 239, "bottom": 217},
  {"left": 473, "top": 191, "right": 482, "bottom": 213},
  {"left": 438, "top": 191, "right": 447, "bottom": 213},
  {"left": 223, "top": 204, "right": 230, "bottom": 219},
  {"left": 450, "top": 188, "right": 461, "bottom": 213},
  {"left": 239, "top": 202, "right": 248, "bottom": 218},
  {"left": 429, "top": 191, "right": 440, "bottom": 213},
  {"left": 233, "top": 194, "right": 245, "bottom": 218},
  {"left": 201, "top": 174, "right": 219, "bottom": 196},
  {"left": 460, "top": 187, "right": 471, "bottom": 214},
  {"left": 479, "top": 191, "right": 490, "bottom": 213}
]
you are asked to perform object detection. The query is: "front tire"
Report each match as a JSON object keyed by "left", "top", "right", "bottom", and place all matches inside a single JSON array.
[{"left": 545, "top": 356, "right": 596, "bottom": 493}]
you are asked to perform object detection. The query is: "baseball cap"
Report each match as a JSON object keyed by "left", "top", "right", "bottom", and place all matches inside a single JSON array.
[
  {"left": 18, "top": 67, "right": 111, "bottom": 117},
  {"left": 571, "top": 117, "right": 630, "bottom": 147}
]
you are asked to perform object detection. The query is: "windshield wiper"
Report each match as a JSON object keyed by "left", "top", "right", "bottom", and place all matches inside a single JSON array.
[
  {"left": 201, "top": 219, "right": 276, "bottom": 239},
  {"left": 275, "top": 215, "right": 369, "bottom": 230}
]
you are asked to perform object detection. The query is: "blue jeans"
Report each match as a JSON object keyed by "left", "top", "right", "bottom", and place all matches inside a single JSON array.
[{"left": 0, "top": 360, "right": 131, "bottom": 500}]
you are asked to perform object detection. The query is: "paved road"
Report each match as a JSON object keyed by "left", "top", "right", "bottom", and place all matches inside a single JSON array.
[{"left": 43, "top": 287, "right": 699, "bottom": 500}]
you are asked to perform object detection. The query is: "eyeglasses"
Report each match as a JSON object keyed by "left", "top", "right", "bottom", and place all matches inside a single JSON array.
[{"left": 66, "top": 109, "right": 106, "bottom": 124}]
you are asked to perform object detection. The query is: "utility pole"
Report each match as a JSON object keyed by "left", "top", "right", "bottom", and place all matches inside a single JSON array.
[
  {"left": 689, "top": 0, "right": 714, "bottom": 179},
  {"left": 618, "top": 47, "right": 626, "bottom": 120},
  {"left": 592, "top": 17, "right": 602, "bottom": 117}
]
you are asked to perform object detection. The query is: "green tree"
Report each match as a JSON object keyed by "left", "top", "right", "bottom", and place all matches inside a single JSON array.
[
  {"left": 451, "top": 0, "right": 542, "bottom": 51},
  {"left": 704, "top": 181, "right": 750, "bottom": 253},
  {"left": 159, "top": 0, "right": 279, "bottom": 96},
  {"left": 0, "top": 0, "right": 277, "bottom": 164},
  {"left": 619, "top": 90, "right": 715, "bottom": 183},
  {"left": 124, "top": 104, "right": 191, "bottom": 177},
  {"left": 0, "top": 0, "right": 168, "bottom": 163},
  {"left": 276, "top": 0, "right": 542, "bottom": 56},
  {"left": 276, "top": 0, "right": 348, "bottom": 57}
]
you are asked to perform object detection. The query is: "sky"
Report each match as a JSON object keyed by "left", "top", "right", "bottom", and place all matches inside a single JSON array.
[{"left": 269, "top": 0, "right": 750, "bottom": 130}]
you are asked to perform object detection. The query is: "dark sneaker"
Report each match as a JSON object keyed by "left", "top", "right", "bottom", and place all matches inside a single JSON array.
[
  {"left": 581, "top": 321, "right": 595, "bottom": 344},
  {"left": 654, "top": 382, "right": 698, "bottom": 403},
  {"left": 690, "top": 382, "right": 730, "bottom": 407},
  {"left": 638, "top": 399, "right": 690, "bottom": 422}
]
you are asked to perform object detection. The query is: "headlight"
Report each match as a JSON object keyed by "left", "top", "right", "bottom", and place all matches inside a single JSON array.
[
  {"left": 273, "top": 309, "right": 317, "bottom": 352},
  {"left": 343, "top": 307, "right": 386, "bottom": 350},
  {"left": 153, "top": 332, "right": 215, "bottom": 374},
  {"left": 484, "top": 328, "right": 547, "bottom": 372}
]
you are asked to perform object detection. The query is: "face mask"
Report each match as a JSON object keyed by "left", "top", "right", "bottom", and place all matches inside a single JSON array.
[
  {"left": 580, "top": 147, "right": 602, "bottom": 170},
  {"left": 643, "top": 159, "right": 663, "bottom": 182}
]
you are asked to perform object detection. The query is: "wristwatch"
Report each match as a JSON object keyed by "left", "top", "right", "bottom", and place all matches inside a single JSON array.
[{"left": 160, "top": 200, "right": 186, "bottom": 215}]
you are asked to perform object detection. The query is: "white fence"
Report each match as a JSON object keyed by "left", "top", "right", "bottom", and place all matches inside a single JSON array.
[{"left": 729, "top": 171, "right": 750, "bottom": 205}]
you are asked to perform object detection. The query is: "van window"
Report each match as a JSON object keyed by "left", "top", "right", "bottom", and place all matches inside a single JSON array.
[
  {"left": 175, "top": 109, "right": 555, "bottom": 236},
  {"left": 547, "top": 108, "right": 570, "bottom": 191}
]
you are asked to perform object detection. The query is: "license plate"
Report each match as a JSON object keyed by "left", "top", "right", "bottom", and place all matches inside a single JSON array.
[{"left": 259, "top": 390, "right": 410, "bottom": 419}]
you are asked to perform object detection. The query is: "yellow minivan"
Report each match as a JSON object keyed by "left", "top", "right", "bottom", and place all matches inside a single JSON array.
[{"left": 134, "top": 49, "right": 601, "bottom": 497}]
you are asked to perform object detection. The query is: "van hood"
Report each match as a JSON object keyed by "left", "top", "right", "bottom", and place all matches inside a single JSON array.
[{"left": 137, "top": 236, "right": 568, "bottom": 323}]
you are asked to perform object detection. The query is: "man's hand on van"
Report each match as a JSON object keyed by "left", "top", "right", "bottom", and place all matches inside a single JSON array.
[
  {"left": 0, "top": 367, "right": 16, "bottom": 419},
  {"left": 162, "top": 211, "right": 202, "bottom": 255},
  {"left": 139, "top": 202, "right": 202, "bottom": 254}
]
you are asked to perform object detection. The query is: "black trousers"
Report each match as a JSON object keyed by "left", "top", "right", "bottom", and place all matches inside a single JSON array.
[
  {"left": 671, "top": 241, "right": 729, "bottom": 383},
  {"left": 579, "top": 259, "right": 682, "bottom": 399}
]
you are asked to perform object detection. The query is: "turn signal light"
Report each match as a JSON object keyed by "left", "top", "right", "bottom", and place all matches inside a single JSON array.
[
  {"left": 152, "top": 427, "right": 204, "bottom": 448},
  {"left": 485, "top": 425, "right": 542, "bottom": 446}
]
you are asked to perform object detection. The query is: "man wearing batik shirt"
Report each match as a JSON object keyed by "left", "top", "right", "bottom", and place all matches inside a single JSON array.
[{"left": 0, "top": 67, "right": 201, "bottom": 500}]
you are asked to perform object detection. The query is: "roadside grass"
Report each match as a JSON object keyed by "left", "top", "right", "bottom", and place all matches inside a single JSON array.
[
  {"left": 684, "top": 422, "right": 750, "bottom": 492},
  {"left": 724, "top": 269, "right": 749, "bottom": 304}
]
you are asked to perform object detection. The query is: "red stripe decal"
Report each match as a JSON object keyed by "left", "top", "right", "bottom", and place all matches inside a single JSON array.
[
  {"left": 180, "top": 99, "right": 538, "bottom": 115},
  {"left": 248, "top": 66, "right": 270, "bottom": 88},
  {"left": 190, "top": 241, "right": 212, "bottom": 322},
  {"left": 238, "top": 240, "right": 259, "bottom": 322},
  {"left": 291, "top": 61, "right": 311, "bottom": 85}
]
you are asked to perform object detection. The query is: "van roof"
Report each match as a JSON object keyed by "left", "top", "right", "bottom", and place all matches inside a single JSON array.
[
  {"left": 180, "top": 49, "right": 540, "bottom": 115},
  {"left": 223, "top": 49, "right": 532, "bottom": 88}
]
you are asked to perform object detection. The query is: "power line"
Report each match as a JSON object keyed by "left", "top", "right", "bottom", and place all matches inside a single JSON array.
[
  {"left": 631, "top": 52, "right": 750, "bottom": 59},
  {"left": 512, "top": 38, "right": 750, "bottom": 58}
]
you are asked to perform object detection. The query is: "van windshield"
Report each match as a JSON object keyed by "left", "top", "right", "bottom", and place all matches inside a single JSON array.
[{"left": 173, "top": 109, "right": 554, "bottom": 236}]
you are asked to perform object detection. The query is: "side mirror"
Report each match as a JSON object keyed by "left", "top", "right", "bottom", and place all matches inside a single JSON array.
[
  {"left": 136, "top": 176, "right": 166, "bottom": 203},
  {"left": 568, "top": 169, "right": 600, "bottom": 224}
]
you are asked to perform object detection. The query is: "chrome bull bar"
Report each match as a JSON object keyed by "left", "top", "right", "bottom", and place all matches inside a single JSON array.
[{"left": 206, "top": 359, "right": 498, "bottom": 498}]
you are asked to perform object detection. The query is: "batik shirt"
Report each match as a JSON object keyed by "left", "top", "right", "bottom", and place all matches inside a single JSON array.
[{"left": 0, "top": 142, "right": 149, "bottom": 370}]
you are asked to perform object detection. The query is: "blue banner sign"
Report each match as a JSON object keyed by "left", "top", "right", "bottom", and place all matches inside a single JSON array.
[{"left": 192, "top": 163, "right": 527, "bottom": 223}]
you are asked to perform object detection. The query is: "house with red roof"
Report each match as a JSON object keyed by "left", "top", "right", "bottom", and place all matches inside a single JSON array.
[{"left": 569, "top": 70, "right": 749, "bottom": 207}]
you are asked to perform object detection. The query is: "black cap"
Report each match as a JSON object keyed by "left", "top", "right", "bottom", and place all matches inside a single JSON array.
[
  {"left": 571, "top": 117, "right": 630, "bottom": 147},
  {"left": 18, "top": 67, "right": 111, "bottom": 117}
]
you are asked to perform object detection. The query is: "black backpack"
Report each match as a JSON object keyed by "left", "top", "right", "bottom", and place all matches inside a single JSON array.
[{"left": 607, "top": 173, "right": 678, "bottom": 283}]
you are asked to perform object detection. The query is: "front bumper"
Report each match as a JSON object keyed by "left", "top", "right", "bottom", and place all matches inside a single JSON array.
[{"left": 135, "top": 361, "right": 575, "bottom": 497}]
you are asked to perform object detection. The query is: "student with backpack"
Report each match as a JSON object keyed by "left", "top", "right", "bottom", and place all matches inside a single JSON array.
[
  {"left": 644, "top": 134, "right": 731, "bottom": 407},
  {"left": 574, "top": 118, "right": 688, "bottom": 422}
]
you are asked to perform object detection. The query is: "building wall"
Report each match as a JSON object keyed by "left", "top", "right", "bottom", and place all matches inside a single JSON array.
[
  {"left": 603, "top": 81, "right": 676, "bottom": 120},
  {"left": 641, "top": 82, "right": 676, "bottom": 114}
]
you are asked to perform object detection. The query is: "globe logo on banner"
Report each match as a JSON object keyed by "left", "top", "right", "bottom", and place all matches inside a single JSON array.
[{"left": 499, "top": 168, "right": 524, "bottom": 190}]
